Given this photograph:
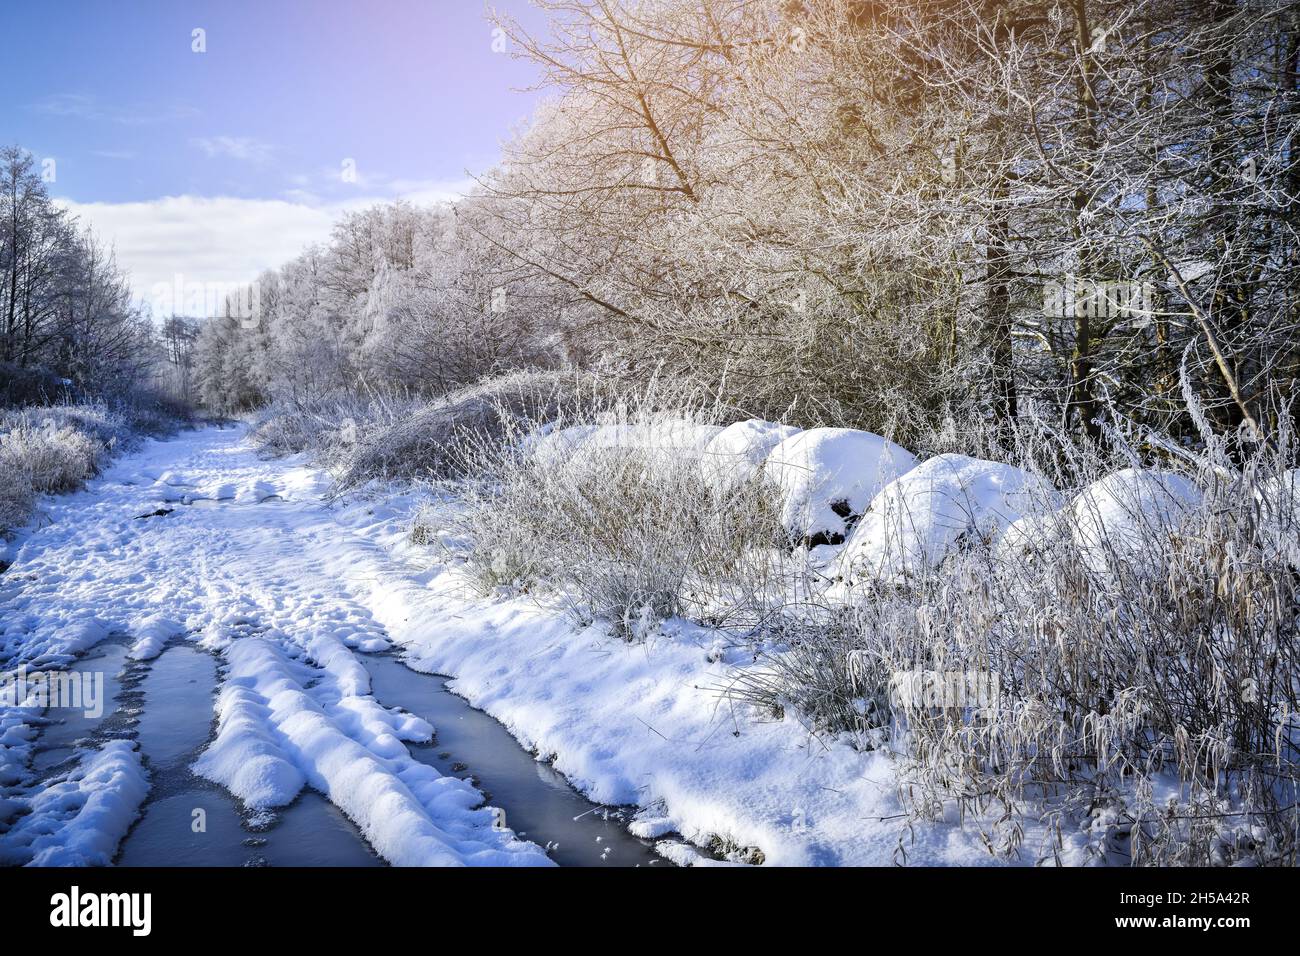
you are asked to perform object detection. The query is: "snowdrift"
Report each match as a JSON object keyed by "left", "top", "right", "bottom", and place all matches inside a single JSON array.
[
  {"left": 525, "top": 419, "right": 723, "bottom": 467},
  {"left": 700, "top": 420, "right": 800, "bottom": 492},
  {"left": 763, "top": 427, "right": 917, "bottom": 544},
  {"left": 837, "top": 454, "right": 1061, "bottom": 583},
  {"left": 1070, "top": 468, "right": 1202, "bottom": 573}
]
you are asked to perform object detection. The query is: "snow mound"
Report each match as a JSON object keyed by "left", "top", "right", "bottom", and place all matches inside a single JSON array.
[
  {"left": 837, "top": 454, "right": 1061, "bottom": 582},
  {"left": 1070, "top": 468, "right": 1202, "bottom": 573},
  {"left": 195, "top": 679, "right": 307, "bottom": 809},
  {"left": 0, "top": 707, "right": 39, "bottom": 788},
  {"left": 701, "top": 420, "right": 800, "bottom": 491},
  {"left": 764, "top": 428, "right": 917, "bottom": 543},
  {"left": 199, "top": 638, "right": 551, "bottom": 866},
  {"left": 39, "top": 619, "right": 111, "bottom": 665},
  {"left": 128, "top": 613, "right": 183, "bottom": 661},
  {"left": 654, "top": 840, "right": 742, "bottom": 867},
  {"left": 525, "top": 419, "right": 723, "bottom": 466},
  {"left": 0, "top": 740, "right": 147, "bottom": 866},
  {"left": 995, "top": 509, "right": 1070, "bottom": 561}
]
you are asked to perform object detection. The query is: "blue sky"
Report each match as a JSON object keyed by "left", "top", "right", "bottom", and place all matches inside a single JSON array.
[{"left": 1, "top": 0, "right": 548, "bottom": 307}]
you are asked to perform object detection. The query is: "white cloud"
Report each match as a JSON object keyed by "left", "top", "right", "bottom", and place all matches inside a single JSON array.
[
  {"left": 191, "top": 136, "right": 275, "bottom": 163},
  {"left": 57, "top": 195, "right": 335, "bottom": 313},
  {"left": 56, "top": 181, "right": 473, "bottom": 317},
  {"left": 29, "top": 93, "right": 198, "bottom": 125}
]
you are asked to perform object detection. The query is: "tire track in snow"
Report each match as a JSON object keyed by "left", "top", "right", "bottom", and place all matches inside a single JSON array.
[{"left": 1, "top": 427, "right": 552, "bottom": 867}]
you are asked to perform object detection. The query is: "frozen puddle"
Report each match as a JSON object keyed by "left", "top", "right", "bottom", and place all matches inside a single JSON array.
[
  {"left": 115, "top": 645, "right": 381, "bottom": 867},
  {"left": 16, "top": 624, "right": 671, "bottom": 867},
  {"left": 363, "top": 653, "right": 665, "bottom": 866},
  {"left": 29, "top": 642, "right": 129, "bottom": 776},
  {"left": 120, "top": 648, "right": 667, "bottom": 866}
]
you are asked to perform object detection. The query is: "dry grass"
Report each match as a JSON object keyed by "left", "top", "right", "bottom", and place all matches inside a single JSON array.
[
  {"left": 722, "top": 419, "right": 1300, "bottom": 866},
  {"left": 0, "top": 417, "right": 107, "bottom": 532},
  {"left": 437, "top": 402, "right": 794, "bottom": 638}
]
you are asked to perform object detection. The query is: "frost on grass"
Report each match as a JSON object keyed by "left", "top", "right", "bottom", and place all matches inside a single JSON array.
[
  {"left": 0, "top": 420, "right": 101, "bottom": 532},
  {"left": 441, "top": 403, "right": 1299, "bottom": 865}
]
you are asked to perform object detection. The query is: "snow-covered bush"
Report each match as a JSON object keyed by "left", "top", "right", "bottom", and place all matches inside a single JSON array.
[
  {"left": 764, "top": 427, "right": 918, "bottom": 545},
  {"left": 247, "top": 392, "right": 418, "bottom": 471},
  {"left": 446, "top": 411, "right": 791, "bottom": 638},
  {"left": 1, "top": 403, "right": 131, "bottom": 451},
  {"left": 0, "top": 419, "right": 106, "bottom": 532},
  {"left": 1069, "top": 468, "right": 1203, "bottom": 575},
  {"left": 835, "top": 454, "right": 1062, "bottom": 584},
  {"left": 994, "top": 509, "right": 1071, "bottom": 562},
  {"left": 724, "top": 426, "right": 1300, "bottom": 866},
  {"left": 0, "top": 402, "right": 184, "bottom": 534},
  {"left": 0, "top": 477, "right": 35, "bottom": 533},
  {"left": 700, "top": 420, "right": 801, "bottom": 493}
]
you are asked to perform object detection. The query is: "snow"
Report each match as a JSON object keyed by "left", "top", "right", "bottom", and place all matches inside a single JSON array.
[
  {"left": 0, "top": 740, "right": 147, "bottom": 867},
  {"left": 1169, "top": 259, "right": 1215, "bottom": 284},
  {"left": 126, "top": 613, "right": 182, "bottom": 661},
  {"left": 0, "top": 428, "right": 548, "bottom": 867},
  {"left": 836, "top": 454, "right": 1062, "bottom": 583},
  {"left": 700, "top": 419, "right": 800, "bottom": 491},
  {"left": 194, "top": 671, "right": 307, "bottom": 809},
  {"left": 1257, "top": 468, "right": 1300, "bottom": 568},
  {"left": 995, "top": 509, "right": 1070, "bottom": 561},
  {"left": 764, "top": 427, "right": 918, "bottom": 542},
  {"left": 196, "top": 637, "right": 549, "bottom": 867},
  {"left": 1070, "top": 468, "right": 1203, "bottom": 573},
  {"left": 526, "top": 419, "right": 723, "bottom": 466},
  {"left": 0, "top": 706, "right": 38, "bottom": 788},
  {"left": 0, "top": 424, "right": 1026, "bottom": 867}
]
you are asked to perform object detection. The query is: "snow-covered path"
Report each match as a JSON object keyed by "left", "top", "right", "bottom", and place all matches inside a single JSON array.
[
  {"left": 1, "top": 425, "right": 1008, "bottom": 867},
  {"left": 0, "top": 426, "right": 550, "bottom": 866}
]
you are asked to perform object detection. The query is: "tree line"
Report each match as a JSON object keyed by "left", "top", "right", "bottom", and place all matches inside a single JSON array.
[
  {"left": 188, "top": 0, "right": 1298, "bottom": 448},
  {"left": 0, "top": 145, "right": 191, "bottom": 409}
]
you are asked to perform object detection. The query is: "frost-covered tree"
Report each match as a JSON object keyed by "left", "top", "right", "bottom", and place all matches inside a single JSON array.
[{"left": 1, "top": 145, "right": 153, "bottom": 403}]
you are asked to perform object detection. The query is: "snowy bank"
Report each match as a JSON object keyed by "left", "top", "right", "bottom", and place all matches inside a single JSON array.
[{"left": 0, "top": 741, "right": 147, "bottom": 867}]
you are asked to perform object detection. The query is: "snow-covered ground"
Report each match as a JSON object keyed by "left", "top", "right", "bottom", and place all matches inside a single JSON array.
[{"left": 0, "top": 425, "right": 1007, "bottom": 866}]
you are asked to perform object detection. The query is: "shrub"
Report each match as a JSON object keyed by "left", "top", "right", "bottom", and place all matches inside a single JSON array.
[
  {"left": 0, "top": 362, "right": 70, "bottom": 408},
  {"left": 247, "top": 370, "right": 616, "bottom": 491},
  {"left": 333, "top": 370, "right": 611, "bottom": 489},
  {"left": 247, "top": 393, "right": 392, "bottom": 463},
  {"left": 415, "top": 374, "right": 1299, "bottom": 865},
  {"left": 442, "top": 405, "right": 794, "bottom": 638},
  {"left": 2, "top": 404, "right": 131, "bottom": 451},
  {"left": 0, "top": 422, "right": 105, "bottom": 533},
  {"left": 0, "top": 400, "right": 177, "bottom": 535},
  {"left": 724, "top": 423, "right": 1300, "bottom": 866}
]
